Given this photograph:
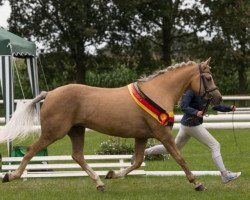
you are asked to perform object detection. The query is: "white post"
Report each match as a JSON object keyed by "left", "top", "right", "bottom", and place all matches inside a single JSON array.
[
  {"left": 26, "top": 57, "right": 40, "bottom": 124},
  {"left": 0, "top": 55, "right": 14, "bottom": 157}
]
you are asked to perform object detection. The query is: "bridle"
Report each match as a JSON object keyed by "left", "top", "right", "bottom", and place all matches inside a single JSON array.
[
  {"left": 198, "top": 64, "right": 219, "bottom": 99},
  {"left": 185, "top": 63, "right": 219, "bottom": 123},
  {"left": 198, "top": 64, "right": 240, "bottom": 152}
]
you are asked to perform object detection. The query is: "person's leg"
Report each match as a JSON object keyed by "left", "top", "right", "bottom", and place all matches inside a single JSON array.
[
  {"left": 144, "top": 124, "right": 191, "bottom": 156},
  {"left": 175, "top": 124, "right": 192, "bottom": 150},
  {"left": 145, "top": 144, "right": 166, "bottom": 155},
  {"left": 185, "top": 125, "right": 226, "bottom": 172},
  {"left": 186, "top": 125, "right": 241, "bottom": 183}
]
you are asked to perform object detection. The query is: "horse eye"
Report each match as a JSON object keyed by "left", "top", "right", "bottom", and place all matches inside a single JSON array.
[{"left": 206, "top": 76, "right": 212, "bottom": 81}]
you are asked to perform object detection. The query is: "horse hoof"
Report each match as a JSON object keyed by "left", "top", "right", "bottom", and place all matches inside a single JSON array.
[
  {"left": 105, "top": 170, "right": 115, "bottom": 179},
  {"left": 97, "top": 185, "right": 105, "bottom": 192},
  {"left": 2, "top": 173, "right": 10, "bottom": 183},
  {"left": 195, "top": 183, "right": 207, "bottom": 191}
]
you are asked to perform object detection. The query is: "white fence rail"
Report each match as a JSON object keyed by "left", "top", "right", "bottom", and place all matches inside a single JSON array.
[
  {"left": 174, "top": 122, "right": 250, "bottom": 129},
  {"left": 0, "top": 114, "right": 250, "bottom": 130},
  {"left": 0, "top": 112, "right": 247, "bottom": 131},
  {"left": 175, "top": 114, "right": 250, "bottom": 121},
  {"left": 0, "top": 155, "right": 146, "bottom": 179},
  {"left": 0, "top": 95, "right": 248, "bottom": 103},
  {"left": 0, "top": 154, "right": 223, "bottom": 178},
  {"left": 0, "top": 113, "right": 249, "bottom": 124},
  {"left": 222, "top": 96, "right": 250, "bottom": 100}
]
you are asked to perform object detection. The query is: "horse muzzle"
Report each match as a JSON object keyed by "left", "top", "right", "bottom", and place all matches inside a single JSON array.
[
  {"left": 209, "top": 92, "right": 222, "bottom": 106},
  {"left": 201, "top": 88, "right": 222, "bottom": 106}
]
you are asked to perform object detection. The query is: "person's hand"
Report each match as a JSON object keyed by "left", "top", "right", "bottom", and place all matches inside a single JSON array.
[
  {"left": 196, "top": 111, "right": 204, "bottom": 118},
  {"left": 231, "top": 105, "right": 236, "bottom": 111}
]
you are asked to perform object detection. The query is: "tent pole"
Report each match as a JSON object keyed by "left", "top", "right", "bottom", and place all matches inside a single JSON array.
[
  {"left": 27, "top": 57, "right": 40, "bottom": 123},
  {"left": 0, "top": 56, "right": 14, "bottom": 157}
]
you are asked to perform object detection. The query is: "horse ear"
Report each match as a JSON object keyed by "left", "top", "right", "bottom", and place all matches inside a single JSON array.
[{"left": 204, "top": 57, "right": 211, "bottom": 66}]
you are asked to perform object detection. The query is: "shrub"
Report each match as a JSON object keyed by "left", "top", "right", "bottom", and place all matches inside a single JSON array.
[
  {"left": 144, "top": 139, "right": 169, "bottom": 161},
  {"left": 96, "top": 137, "right": 168, "bottom": 161},
  {"left": 95, "top": 138, "right": 134, "bottom": 155}
]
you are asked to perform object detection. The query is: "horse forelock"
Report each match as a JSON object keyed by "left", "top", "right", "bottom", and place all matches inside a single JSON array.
[{"left": 139, "top": 61, "right": 197, "bottom": 82}]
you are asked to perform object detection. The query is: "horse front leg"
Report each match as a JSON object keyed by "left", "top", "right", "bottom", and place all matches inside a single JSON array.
[
  {"left": 105, "top": 138, "right": 147, "bottom": 179},
  {"left": 155, "top": 128, "right": 206, "bottom": 191}
]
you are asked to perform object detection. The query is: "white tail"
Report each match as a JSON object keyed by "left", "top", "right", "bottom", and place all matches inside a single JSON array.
[{"left": 0, "top": 91, "right": 48, "bottom": 143}]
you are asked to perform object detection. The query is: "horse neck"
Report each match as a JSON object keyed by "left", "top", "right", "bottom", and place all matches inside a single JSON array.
[
  {"left": 140, "top": 64, "right": 198, "bottom": 110},
  {"left": 170, "top": 64, "right": 198, "bottom": 99}
]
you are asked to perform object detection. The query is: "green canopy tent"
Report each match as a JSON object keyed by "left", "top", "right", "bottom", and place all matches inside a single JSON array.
[{"left": 0, "top": 27, "right": 40, "bottom": 156}]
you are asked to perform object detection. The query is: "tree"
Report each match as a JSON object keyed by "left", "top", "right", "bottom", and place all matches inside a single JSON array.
[
  {"left": 8, "top": 0, "right": 110, "bottom": 84},
  {"left": 108, "top": 0, "right": 204, "bottom": 66},
  {"left": 202, "top": 0, "right": 250, "bottom": 94},
  {"left": 38, "top": 52, "right": 76, "bottom": 89}
]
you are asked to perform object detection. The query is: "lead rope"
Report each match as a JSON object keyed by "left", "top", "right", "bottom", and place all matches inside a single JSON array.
[{"left": 232, "top": 100, "right": 242, "bottom": 153}]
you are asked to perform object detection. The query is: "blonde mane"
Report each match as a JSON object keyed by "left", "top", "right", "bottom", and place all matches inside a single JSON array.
[{"left": 139, "top": 61, "right": 197, "bottom": 82}]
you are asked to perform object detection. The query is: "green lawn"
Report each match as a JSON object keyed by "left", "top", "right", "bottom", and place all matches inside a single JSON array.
[{"left": 0, "top": 129, "right": 249, "bottom": 200}]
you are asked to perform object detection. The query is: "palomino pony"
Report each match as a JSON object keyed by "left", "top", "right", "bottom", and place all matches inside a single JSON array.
[{"left": 0, "top": 59, "right": 222, "bottom": 191}]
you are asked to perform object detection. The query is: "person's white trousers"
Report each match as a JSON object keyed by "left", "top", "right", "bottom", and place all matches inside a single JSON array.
[{"left": 145, "top": 124, "right": 226, "bottom": 172}]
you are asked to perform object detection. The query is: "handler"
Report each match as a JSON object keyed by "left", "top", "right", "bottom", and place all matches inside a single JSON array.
[{"left": 137, "top": 89, "right": 241, "bottom": 183}]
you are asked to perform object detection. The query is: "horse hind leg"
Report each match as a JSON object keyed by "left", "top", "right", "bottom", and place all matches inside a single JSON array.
[
  {"left": 68, "top": 126, "right": 105, "bottom": 192},
  {"left": 105, "top": 138, "right": 147, "bottom": 179},
  {"left": 2, "top": 136, "right": 53, "bottom": 182}
]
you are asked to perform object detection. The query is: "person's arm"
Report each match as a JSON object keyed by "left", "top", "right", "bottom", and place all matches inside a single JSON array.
[
  {"left": 212, "top": 105, "right": 236, "bottom": 112},
  {"left": 180, "top": 91, "right": 199, "bottom": 116}
]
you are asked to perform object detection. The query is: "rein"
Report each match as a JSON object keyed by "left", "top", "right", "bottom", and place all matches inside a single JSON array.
[
  {"left": 185, "top": 97, "right": 211, "bottom": 124},
  {"left": 128, "top": 82, "right": 174, "bottom": 126},
  {"left": 202, "top": 97, "right": 211, "bottom": 115}
]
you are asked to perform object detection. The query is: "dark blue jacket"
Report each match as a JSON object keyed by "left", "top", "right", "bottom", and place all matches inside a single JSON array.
[{"left": 180, "top": 90, "right": 232, "bottom": 126}]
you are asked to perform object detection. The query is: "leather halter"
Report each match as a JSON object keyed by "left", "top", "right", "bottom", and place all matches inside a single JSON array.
[
  {"left": 198, "top": 64, "right": 218, "bottom": 99},
  {"left": 128, "top": 82, "right": 174, "bottom": 126}
]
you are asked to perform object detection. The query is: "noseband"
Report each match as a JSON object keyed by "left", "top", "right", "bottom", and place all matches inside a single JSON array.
[{"left": 198, "top": 64, "right": 218, "bottom": 99}]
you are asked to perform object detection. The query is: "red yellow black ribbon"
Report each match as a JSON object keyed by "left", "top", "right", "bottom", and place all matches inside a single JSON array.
[{"left": 128, "top": 82, "right": 174, "bottom": 126}]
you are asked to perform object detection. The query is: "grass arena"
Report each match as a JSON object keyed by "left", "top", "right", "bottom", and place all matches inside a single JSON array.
[
  {"left": 0, "top": 62, "right": 248, "bottom": 199},
  {"left": 0, "top": 128, "right": 249, "bottom": 200},
  {"left": 0, "top": 1, "right": 249, "bottom": 199}
]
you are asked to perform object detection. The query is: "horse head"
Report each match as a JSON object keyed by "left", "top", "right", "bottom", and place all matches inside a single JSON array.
[{"left": 190, "top": 58, "right": 222, "bottom": 105}]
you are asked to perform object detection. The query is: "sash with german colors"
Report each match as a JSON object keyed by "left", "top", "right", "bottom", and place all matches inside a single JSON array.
[{"left": 128, "top": 82, "right": 174, "bottom": 126}]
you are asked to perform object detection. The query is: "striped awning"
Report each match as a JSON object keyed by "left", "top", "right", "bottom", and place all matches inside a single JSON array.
[{"left": 0, "top": 55, "right": 40, "bottom": 156}]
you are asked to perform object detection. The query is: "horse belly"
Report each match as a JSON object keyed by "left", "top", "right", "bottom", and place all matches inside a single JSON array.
[{"left": 82, "top": 107, "right": 149, "bottom": 138}]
